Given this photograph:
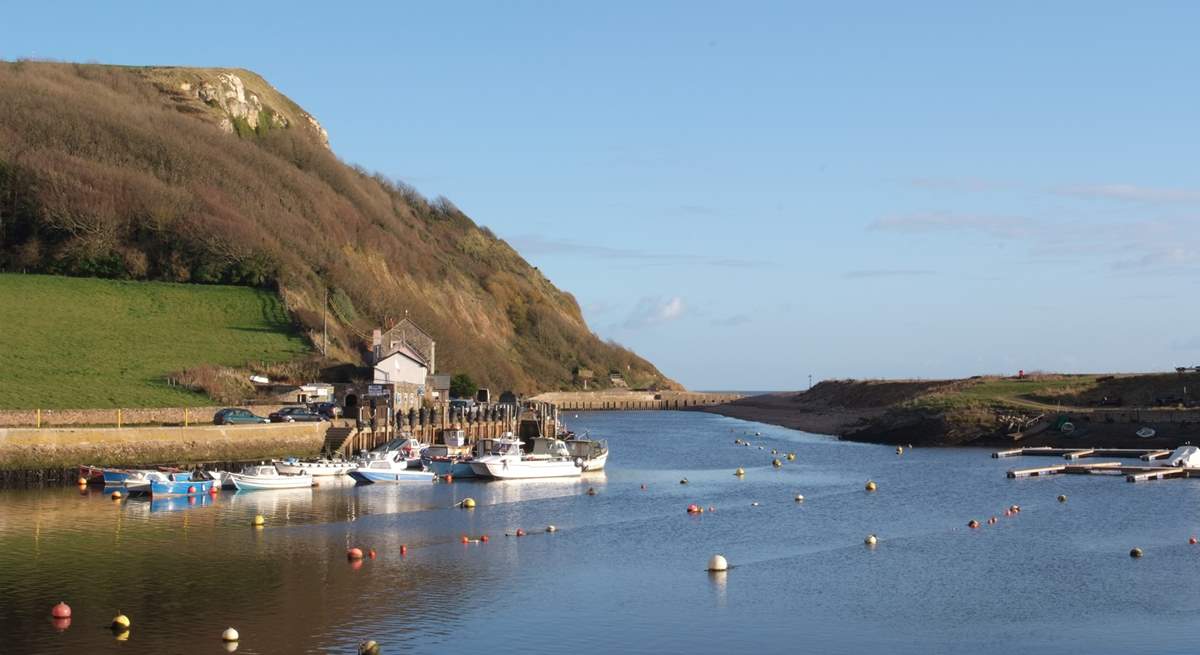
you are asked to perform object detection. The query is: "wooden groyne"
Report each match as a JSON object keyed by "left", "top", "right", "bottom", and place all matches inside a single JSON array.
[{"left": 532, "top": 391, "right": 741, "bottom": 411}]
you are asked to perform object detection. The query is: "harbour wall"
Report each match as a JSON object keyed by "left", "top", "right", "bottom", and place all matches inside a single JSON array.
[
  {"left": 532, "top": 390, "right": 741, "bottom": 411},
  {"left": 0, "top": 405, "right": 290, "bottom": 428},
  {"left": 0, "top": 422, "right": 326, "bottom": 482}
]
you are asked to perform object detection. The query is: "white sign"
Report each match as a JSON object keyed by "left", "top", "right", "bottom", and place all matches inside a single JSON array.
[{"left": 367, "top": 384, "right": 389, "bottom": 397}]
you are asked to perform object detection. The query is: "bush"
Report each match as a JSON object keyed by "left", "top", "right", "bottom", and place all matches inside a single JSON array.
[{"left": 450, "top": 373, "right": 478, "bottom": 399}]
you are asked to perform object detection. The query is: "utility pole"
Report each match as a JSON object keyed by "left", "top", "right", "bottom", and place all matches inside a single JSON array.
[{"left": 808, "top": 374, "right": 813, "bottom": 390}]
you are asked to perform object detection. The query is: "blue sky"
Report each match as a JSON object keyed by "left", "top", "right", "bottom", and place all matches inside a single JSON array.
[{"left": 4, "top": 2, "right": 1199, "bottom": 389}]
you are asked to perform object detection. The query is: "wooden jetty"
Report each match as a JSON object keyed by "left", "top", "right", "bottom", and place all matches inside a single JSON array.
[
  {"left": 993, "top": 447, "right": 1168, "bottom": 460},
  {"left": 1006, "top": 460, "right": 1200, "bottom": 484}
]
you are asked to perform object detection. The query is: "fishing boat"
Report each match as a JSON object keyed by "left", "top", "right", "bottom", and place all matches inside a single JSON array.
[
  {"left": 359, "top": 436, "right": 428, "bottom": 469},
  {"left": 469, "top": 438, "right": 583, "bottom": 480},
  {"left": 348, "top": 454, "right": 436, "bottom": 484},
  {"left": 564, "top": 434, "right": 609, "bottom": 472},
  {"left": 272, "top": 457, "right": 356, "bottom": 477},
  {"left": 230, "top": 465, "right": 314, "bottom": 490},
  {"left": 425, "top": 435, "right": 515, "bottom": 479}
]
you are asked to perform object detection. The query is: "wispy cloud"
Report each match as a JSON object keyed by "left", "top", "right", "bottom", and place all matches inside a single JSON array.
[
  {"left": 869, "top": 212, "right": 1033, "bottom": 239},
  {"left": 842, "top": 269, "right": 936, "bottom": 279},
  {"left": 508, "top": 234, "right": 764, "bottom": 269},
  {"left": 623, "top": 296, "right": 686, "bottom": 330},
  {"left": 1053, "top": 184, "right": 1200, "bottom": 204}
]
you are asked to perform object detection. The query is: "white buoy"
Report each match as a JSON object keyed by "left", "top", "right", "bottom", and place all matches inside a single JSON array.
[
  {"left": 222, "top": 627, "right": 240, "bottom": 642},
  {"left": 794, "top": 494, "right": 804, "bottom": 502},
  {"left": 707, "top": 554, "right": 729, "bottom": 571},
  {"left": 865, "top": 534, "right": 878, "bottom": 546}
]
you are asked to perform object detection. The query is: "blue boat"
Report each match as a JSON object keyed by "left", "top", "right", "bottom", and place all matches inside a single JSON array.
[
  {"left": 102, "top": 469, "right": 132, "bottom": 485},
  {"left": 349, "top": 457, "right": 436, "bottom": 484},
  {"left": 148, "top": 477, "right": 212, "bottom": 497}
]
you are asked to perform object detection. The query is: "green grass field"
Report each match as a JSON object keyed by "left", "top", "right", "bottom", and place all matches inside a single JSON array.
[{"left": 0, "top": 274, "right": 310, "bottom": 409}]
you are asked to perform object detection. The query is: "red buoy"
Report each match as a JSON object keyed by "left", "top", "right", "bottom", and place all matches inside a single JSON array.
[
  {"left": 347, "top": 547, "right": 364, "bottom": 560},
  {"left": 50, "top": 602, "right": 72, "bottom": 619},
  {"left": 445, "top": 474, "right": 453, "bottom": 483},
  {"left": 400, "top": 545, "right": 408, "bottom": 556},
  {"left": 187, "top": 485, "right": 196, "bottom": 494},
  {"left": 968, "top": 520, "right": 980, "bottom": 529},
  {"left": 1191, "top": 536, "right": 1198, "bottom": 545},
  {"left": 461, "top": 535, "right": 470, "bottom": 544},
  {"left": 687, "top": 503, "right": 701, "bottom": 514},
  {"left": 481, "top": 534, "right": 490, "bottom": 543},
  {"left": 208, "top": 485, "right": 218, "bottom": 495},
  {"left": 516, "top": 528, "right": 526, "bottom": 537},
  {"left": 368, "top": 548, "right": 377, "bottom": 559}
]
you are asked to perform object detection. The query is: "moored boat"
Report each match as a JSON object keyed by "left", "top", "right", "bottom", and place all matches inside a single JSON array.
[
  {"left": 348, "top": 455, "right": 436, "bottom": 484},
  {"left": 272, "top": 457, "right": 356, "bottom": 477},
  {"left": 564, "top": 435, "right": 609, "bottom": 472},
  {"left": 470, "top": 438, "right": 583, "bottom": 480},
  {"left": 230, "top": 465, "right": 315, "bottom": 490}
]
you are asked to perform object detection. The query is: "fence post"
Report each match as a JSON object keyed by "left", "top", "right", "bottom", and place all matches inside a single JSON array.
[
  {"left": 184, "top": 408, "right": 189, "bottom": 427},
  {"left": 36, "top": 408, "right": 41, "bottom": 428},
  {"left": 117, "top": 409, "right": 122, "bottom": 429}
]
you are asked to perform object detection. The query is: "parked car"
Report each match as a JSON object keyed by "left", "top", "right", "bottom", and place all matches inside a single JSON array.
[
  {"left": 213, "top": 408, "right": 270, "bottom": 425},
  {"left": 309, "top": 401, "right": 342, "bottom": 420},
  {"left": 268, "top": 406, "right": 326, "bottom": 423},
  {"left": 449, "top": 399, "right": 474, "bottom": 412}
]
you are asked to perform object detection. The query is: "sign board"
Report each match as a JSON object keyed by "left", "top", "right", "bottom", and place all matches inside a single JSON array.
[{"left": 367, "top": 384, "right": 389, "bottom": 397}]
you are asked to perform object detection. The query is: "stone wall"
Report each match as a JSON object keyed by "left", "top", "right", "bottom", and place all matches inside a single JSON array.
[
  {"left": 0, "top": 405, "right": 290, "bottom": 428},
  {"left": 0, "top": 422, "right": 326, "bottom": 471}
]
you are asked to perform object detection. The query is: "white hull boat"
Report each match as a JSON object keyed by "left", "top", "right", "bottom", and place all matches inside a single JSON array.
[
  {"left": 230, "top": 465, "right": 314, "bottom": 490},
  {"left": 273, "top": 458, "right": 356, "bottom": 477},
  {"left": 349, "top": 455, "right": 436, "bottom": 484},
  {"left": 564, "top": 437, "right": 609, "bottom": 472},
  {"left": 470, "top": 438, "right": 583, "bottom": 480}
]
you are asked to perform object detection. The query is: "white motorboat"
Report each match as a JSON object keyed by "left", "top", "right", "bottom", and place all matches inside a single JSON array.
[
  {"left": 273, "top": 457, "right": 356, "bottom": 477},
  {"left": 360, "top": 436, "right": 428, "bottom": 469},
  {"left": 230, "top": 465, "right": 314, "bottom": 490},
  {"left": 470, "top": 437, "right": 583, "bottom": 480},
  {"left": 564, "top": 435, "right": 609, "bottom": 472},
  {"left": 1136, "top": 427, "right": 1157, "bottom": 439},
  {"left": 349, "top": 454, "right": 436, "bottom": 484}
]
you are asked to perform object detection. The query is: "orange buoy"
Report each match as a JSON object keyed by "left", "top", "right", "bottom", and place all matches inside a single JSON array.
[
  {"left": 76, "top": 477, "right": 88, "bottom": 486},
  {"left": 187, "top": 485, "right": 196, "bottom": 494},
  {"left": 516, "top": 528, "right": 526, "bottom": 537},
  {"left": 400, "top": 545, "right": 408, "bottom": 556},
  {"left": 347, "top": 547, "right": 364, "bottom": 560},
  {"left": 481, "top": 535, "right": 490, "bottom": 543},
  {"left": 968, "top": 520, "right": 980, "bottom": 529},
  {"left": 687, "top": 503, "right": 702, "bottom": 514},
  {"left": 461, "top": 534, "right": 470, "bottom": 544},
  {"left": 50, "top": 602, "right": 72, "bottom": 619},
  {"left": 208, "top": 485, "right": 218, "bottom": 495},
  {"left": 1190, "top": 536, "right": 1198, "bottom": 545},
  {"left": 444, "top": 474, "right": 453, "bottom": 483},
  {"left": 110, "top": 490, "right": 122, "bottom": 500},
  {"left": 368, "top": 548, "right": 376, "bottom": 559}
]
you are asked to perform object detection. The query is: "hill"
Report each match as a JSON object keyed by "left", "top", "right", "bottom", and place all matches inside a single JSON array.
[
  {"left": 0, "top": 61, "right": 675, "bottom": 394},
  {"left": 0, "top": 273, "right": 308, "bottom": 409},
  {"left": 706, "top": 373, "right": 1200, "bottom": 447}
]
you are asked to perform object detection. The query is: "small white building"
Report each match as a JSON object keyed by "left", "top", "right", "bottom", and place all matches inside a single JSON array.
[{"left": 373, "top": 344, "right": 429, "bottom": 388}]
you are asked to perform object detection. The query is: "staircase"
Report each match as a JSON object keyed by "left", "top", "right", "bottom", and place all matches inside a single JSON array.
[{"left": 323, "top": 424, "right": 357, "bottom": 456}]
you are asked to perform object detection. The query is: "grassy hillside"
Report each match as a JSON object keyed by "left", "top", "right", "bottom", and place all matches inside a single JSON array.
[
  {"left": 0, "top": 61, "right": 675, "bottom": 393},
  {"left": 0, "top": 274, "right": 308, "bottom": 408}
]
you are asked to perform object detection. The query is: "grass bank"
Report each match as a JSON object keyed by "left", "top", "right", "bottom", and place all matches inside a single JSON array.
[{"left": 0, "top": 274, "right": 309, "bottom": 409}]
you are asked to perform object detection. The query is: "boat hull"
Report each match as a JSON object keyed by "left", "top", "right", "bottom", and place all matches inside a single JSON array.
[
  {"left": 581, "top": 451, "right": 608, "bottom": 472},
  {"left": 230, "top": 474, "right": 313, "bottom": 490},
  {"left": 273, "top": 461, "right": 355, "bottom": 477},
  {"left": 349, "top": 469, "right": 436, "bottom": 484},
  {"left": 148, "top": 479, "right": 213, "bottom": 497},
  {"left": 428, "top": 459, "right": 477, "bottom": 478},
  {"left": 469, "top": 459, "right": 582, "bottom": 479}
]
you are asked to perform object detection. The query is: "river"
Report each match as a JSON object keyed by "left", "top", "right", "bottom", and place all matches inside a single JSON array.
[{"left": 3, "top": 410, "right": 1200, "bottom": 653}]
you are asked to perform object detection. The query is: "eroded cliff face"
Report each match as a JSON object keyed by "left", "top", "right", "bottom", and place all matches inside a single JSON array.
[{"left": 0, "top": 61, "right": 677, "bottom": 393}]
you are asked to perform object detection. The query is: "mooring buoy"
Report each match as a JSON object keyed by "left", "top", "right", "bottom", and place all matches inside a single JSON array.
[{"left": 707, "top": 554, "right": 729, "bottom": 571}]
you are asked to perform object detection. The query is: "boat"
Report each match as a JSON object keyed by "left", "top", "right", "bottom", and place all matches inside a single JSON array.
[
  {"left": 103, "top": 466, "right": 184, "bottom": 486},
  {"left": 425, "top": 435, "right": 512, "bottom": 479},
  {"left": 230, "top": 465, "right": 314, "bottom": 490},
  {"left": 564, "top": 434, "right": 609, "bottom": 472},
  {"left": 78, "top": 464, "right": 107, "bottom": 484},
  {"left": 1136, "top": 427, "right": 1157, "bottom": 439},
  {"left": 348, "top": 454, "right": 436, "bottom": 484},
  {"left": 272, "top": 457, "right": 356, "bottom": 477},
  {"left": 359, "top": 436, "right": 428, "bottom": 469},
  {"left": 123, "top": 470, "right": 211, "bottom": 497},
  {"left": 469, "top": 437, "right": 583, "bottom": 480},
  {"left": 1165, "top": 445, "right": 1200, "bottom": 466}
]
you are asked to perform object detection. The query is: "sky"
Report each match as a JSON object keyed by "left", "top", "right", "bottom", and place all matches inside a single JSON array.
[{"left": 4, "top": 2, "right": 1199, "bottom": 390}]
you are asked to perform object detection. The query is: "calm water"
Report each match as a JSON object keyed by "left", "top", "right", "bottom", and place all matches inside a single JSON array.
[{"left": 4, "top": 410, "right": 1200, "bottom": 654}]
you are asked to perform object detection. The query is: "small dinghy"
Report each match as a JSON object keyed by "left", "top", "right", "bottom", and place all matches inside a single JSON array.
[
  {"left": 1136, "top": 427, "right": 1157, "bottom": 439},
  {"left": 230, "top": 465, "right": 314, "bottom": 490}
]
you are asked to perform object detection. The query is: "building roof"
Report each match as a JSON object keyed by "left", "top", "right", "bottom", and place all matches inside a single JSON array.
[{"left": 375, "top": 343, "right": 428, "bottom": 369}]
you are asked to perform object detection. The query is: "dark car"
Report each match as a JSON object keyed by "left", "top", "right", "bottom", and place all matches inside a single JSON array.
[
  {"left": 213, "top": 408, "right": 270, "bottom": 425},
  {"left": 268, "top": 406, "right": 326, "bottom": 423},
  {"left": 309, "top": 401, "right": 342, "bottom": 420}
]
